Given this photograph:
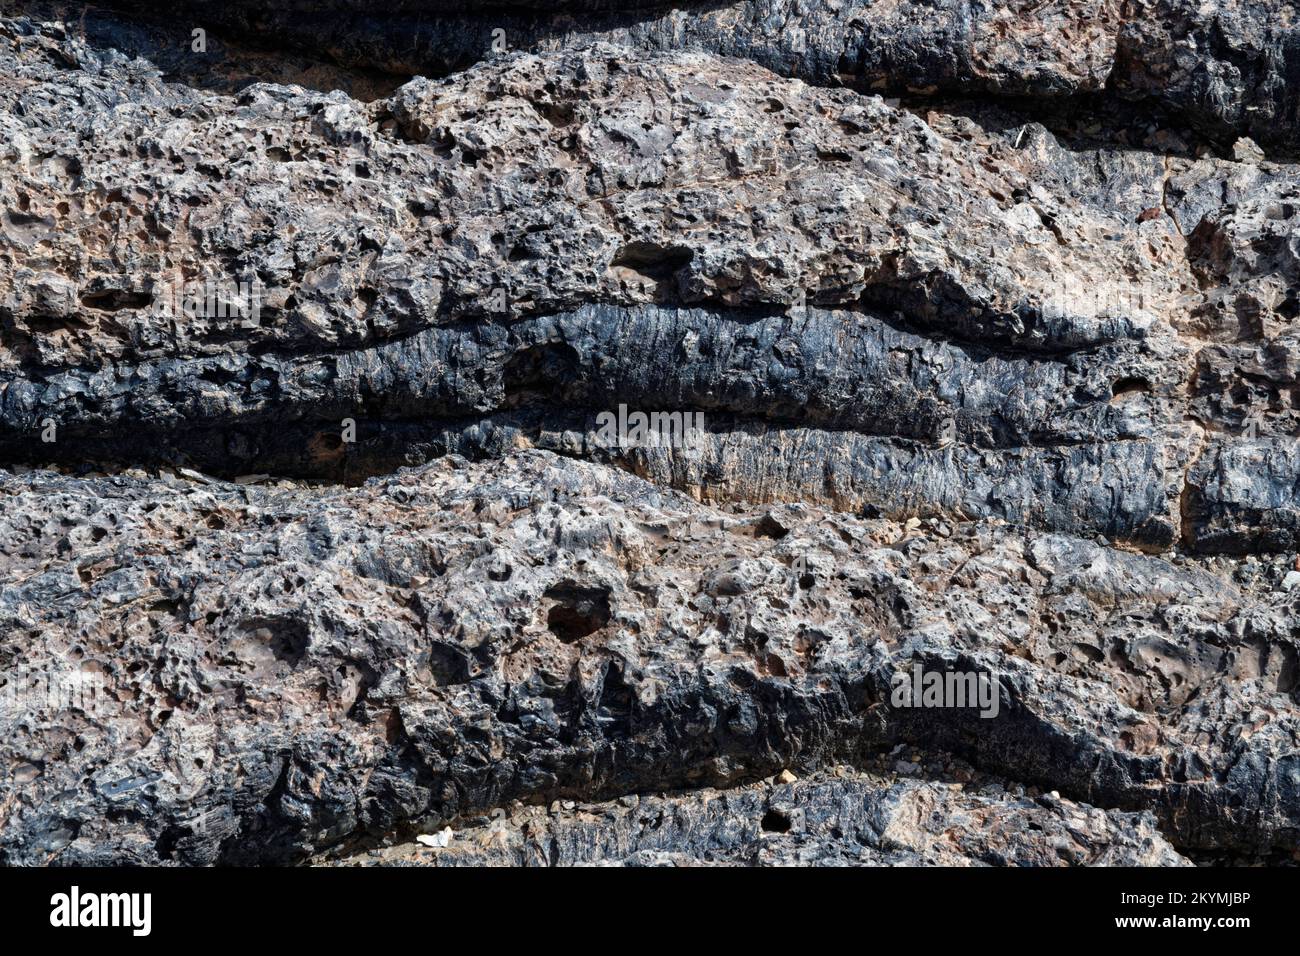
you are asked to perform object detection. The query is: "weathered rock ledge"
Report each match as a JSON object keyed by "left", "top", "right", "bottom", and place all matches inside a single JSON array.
[
  {"left": 88, "top": 0, "right": 1300, "bottom": 152},
  {"left": 3, "top": 24, "right": 1299, "bottom": 553},
  {"left": 331, "top": 763, "right": 1192, "bottom": 867},
  {"left": 2, "top": 7, "right": 1299, "bottom": 867},
  {"left": 2, "top": 453, "right": 1297, "bottom": 864}
]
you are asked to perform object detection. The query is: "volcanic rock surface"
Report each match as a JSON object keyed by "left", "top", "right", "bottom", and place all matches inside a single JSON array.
[
  {"left": 336, "top": 763, "right": 1192, "bottom": 867},
  {"left": 1, "top": 3, "right": 1298, "bottom": 866},
  {"left": 84, "top": 0, "right": 1300, "bottom": 151}
]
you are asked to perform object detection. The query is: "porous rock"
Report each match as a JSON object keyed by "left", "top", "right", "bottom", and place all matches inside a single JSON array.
[{"left": 3, "top": 6, "right": 1300, "bottom": 868}]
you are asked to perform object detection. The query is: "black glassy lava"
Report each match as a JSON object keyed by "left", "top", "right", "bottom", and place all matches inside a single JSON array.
[
  {"left": 1, "top": 5, "right": 1299, "bottom": 867},
  {"left": 0, "top": 302, "right": 1188, "bottom": 544}
]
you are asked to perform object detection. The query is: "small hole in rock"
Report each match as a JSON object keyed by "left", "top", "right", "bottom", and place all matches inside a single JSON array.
[
  {"left": 761, "top": 809, "right": 792, "bottom": 833},
  {"left": 544, "top": 583, "right": 611, "bottom": 642}
]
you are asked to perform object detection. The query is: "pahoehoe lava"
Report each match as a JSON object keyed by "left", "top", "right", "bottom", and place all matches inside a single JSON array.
[{"left": 2, "top": 3, "right": 1300, "bottom": 868}]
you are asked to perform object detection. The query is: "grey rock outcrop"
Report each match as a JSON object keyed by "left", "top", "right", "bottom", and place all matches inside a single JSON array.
[
  {"left": 338, "top": 765, "right": 1192, "bottom": 867},
  {"left": 2, "top": 452, "right": 1297, "bottom": 864},
  {"left": 2, "top": 5, "right": 1299, "bottom": 868},
  {"left": 0, "top": 301, "right": 1191, "bottom": 548},
  {"left": 0, "top": 20, "right": 1259, "bottom": 553},
  {"left": 0, "top": 28, "right": 1189, "bottom": 367},
  {"left": 89, "top": 0, "right": 1300, "bottom": 150}
]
